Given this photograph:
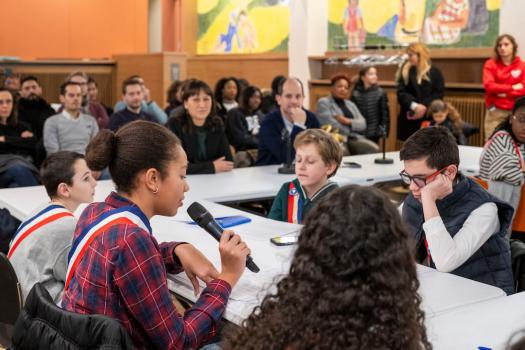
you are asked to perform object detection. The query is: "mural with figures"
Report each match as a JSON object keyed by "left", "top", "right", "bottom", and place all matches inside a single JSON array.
[
  {"left": 328, "top": 0, "right": 501, "bottom": 51},
  {"left": 197, "top": 0, "right": 290, "bottom": 54}
]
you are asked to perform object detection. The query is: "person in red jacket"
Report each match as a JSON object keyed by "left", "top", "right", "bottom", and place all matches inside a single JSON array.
[{"left": 483, "top": 34, "right": 525, "bottom": 139}]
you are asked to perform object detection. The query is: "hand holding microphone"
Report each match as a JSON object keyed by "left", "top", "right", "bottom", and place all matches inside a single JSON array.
[{"left": 187, "top": 202, "right": 259, "bottom": 287}]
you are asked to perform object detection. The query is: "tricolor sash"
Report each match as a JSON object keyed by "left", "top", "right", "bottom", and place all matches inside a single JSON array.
[
  {"left": 64, "top": 205, "right": 151, "bottom": 289},
  {"left": 287, "top": 182, "right": 303, "bottom": 224},
  {"left": 8, "top": 204, "right": 73, "bottom": 259}
]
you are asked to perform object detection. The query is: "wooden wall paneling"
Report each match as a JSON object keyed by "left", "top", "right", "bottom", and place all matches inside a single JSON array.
[
  {"left": 187, "top": 54, "right": 288, "bottom": 90},
  {"left": 0, "top": 61, "right": 115, "bottom": 106}
]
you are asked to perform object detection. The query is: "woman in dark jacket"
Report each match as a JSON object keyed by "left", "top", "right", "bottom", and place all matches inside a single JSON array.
[
  {"left": 167, "top": 79, "right": 233, "bottom": 174},
  {"left": 351, "top": 66, "right": 390, "bottom": 143},
  {"left": 214, "top": 77, "right": 240, "bottom": 122},
  {"left": 226, "top": 85, "right": 264, "bottom": 151},
  {"left": 0, "top": 88, "right": 39, "bottom": 187},
  {"left": 396, "top": 42, "right": 444, "bottom": 141}
]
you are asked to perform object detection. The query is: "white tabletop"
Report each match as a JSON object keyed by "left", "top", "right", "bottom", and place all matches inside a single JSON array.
[
  {"left": 151, "top": 200, "right": 505, "bottom": 325},
  {"left": 427, "top": 291, "right": 525, "bottom": 350}
]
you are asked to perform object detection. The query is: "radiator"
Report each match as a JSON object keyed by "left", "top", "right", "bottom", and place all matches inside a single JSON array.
[{"left": 444, "top": 96, "right": 486, "bottom": 146}]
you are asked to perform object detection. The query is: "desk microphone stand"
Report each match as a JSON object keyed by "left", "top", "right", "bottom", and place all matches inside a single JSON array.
[
  {"left": 278, "top": 128, "right": 295, "bottom": 174},
  {"left": 374, "top": 126, "right": 393, "bottom": 164}
]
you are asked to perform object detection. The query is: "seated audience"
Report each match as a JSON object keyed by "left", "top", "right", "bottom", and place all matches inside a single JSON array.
[
  {"left": 167, "top": 79, "right": 233, "bottom": 174},
  {"left": 426, "top": 99, "right": 478, "bottom": 145},
  {"left": 165, "top": 79, "right": 184, "bottom": 116},
  {"left": 67, "top": 71, "right": 109, "bottom": 129},
  {"left": 256, "top": 77, "right": 320, "bottom": 166},
  {"left": 8, "top": 151, "right": 96, "bottom": 303},
  {"left": 0, "top": 88, "right": 39, "bottom": 188},
  {"left": 44, "top": 82, "right": 99, "bottom": 156},
  {"left": 269, "top": 129, "right": 341, "bottom": 224},
  {"left": 226, "top": 85, "right": 264, "bottom": 166},
  {"left": 228, "top": 185, "right": 431, "bottom": 350},
  {"left": 3, "top": 74, "right": 21, "bottom": 93},
  {"left": 87, "top": 76, "right": 113, "bottom": 117},
  {"left": 351, "top": 66, "right": 390, "bottom": 143},
  {"left": 260, "top": 75, "right": 285, "bottom": 115},
  {"left": 400, "top": 126, "right": 514, "bottom": 295},
  {"left": 18, "top": 75, "right": 56, "bottom": 165},
  {"left": 109, "top": 78, "right": 157, "bottom": 132},
  {"left": 480, "top": 97, "right": 525, "bottom": 238},
  {"left": 317, "top": 74, "right": 379, "bottom": 155},
  {"left": 62, "top": 120, "right": 250, "bottom": 349},
  {"left": 114, "top": 75, "right": 167, "bottom": 124},
  {"left": 214, "top": 76, "right": 240, "bottom": 121}
]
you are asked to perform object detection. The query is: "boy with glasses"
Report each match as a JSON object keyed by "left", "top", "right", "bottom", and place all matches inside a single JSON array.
[{"left": 399, "top": 126, "right": 514, "bottom": 294}]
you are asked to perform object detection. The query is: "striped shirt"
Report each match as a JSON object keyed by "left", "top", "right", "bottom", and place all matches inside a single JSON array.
[{"left": 480, "top": 130, "right": 525, "bottom": 186}]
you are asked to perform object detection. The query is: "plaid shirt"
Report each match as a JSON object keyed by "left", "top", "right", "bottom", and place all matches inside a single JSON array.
[{"left": 61, "top": 192, "right": 231, "bottom": 350}]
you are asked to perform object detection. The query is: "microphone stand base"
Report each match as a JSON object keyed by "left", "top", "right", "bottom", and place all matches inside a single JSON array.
[
  {"left": 278, "top": 165, "right": 295, "bottom": 174},
  {"left": 374, "top": 158, "right": 394, "bottom": 164}
]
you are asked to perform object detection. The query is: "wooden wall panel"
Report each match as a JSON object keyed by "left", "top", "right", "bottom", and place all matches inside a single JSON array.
[{"left": 187, "top": 54, "right": 288, "bottom": 90}]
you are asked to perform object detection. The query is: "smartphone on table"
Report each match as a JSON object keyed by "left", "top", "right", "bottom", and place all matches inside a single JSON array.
[{"left": 270, "top": 235, "right": 298, "bottom": 246}]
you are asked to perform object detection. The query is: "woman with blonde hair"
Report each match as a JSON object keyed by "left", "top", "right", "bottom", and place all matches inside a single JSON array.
[{"left": 396, "top": 42, "right": 444, "bottom": 141}]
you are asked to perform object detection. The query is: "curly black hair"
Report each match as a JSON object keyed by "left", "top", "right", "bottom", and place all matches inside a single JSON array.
[{"left": 226, "top": 185, "right": 431, "bottom": 350}]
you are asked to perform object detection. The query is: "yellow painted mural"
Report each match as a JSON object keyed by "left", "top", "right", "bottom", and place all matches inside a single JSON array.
[{"left": 197, "top": 0, "right": 290, "bottom": 54}]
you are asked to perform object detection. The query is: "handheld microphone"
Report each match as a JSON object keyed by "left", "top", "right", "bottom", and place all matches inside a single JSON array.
[{"left": 187, "top": 202, "right": 260, "bottom": 273}]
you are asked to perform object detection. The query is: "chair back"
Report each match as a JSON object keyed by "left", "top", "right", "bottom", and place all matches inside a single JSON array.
[
  {"left": 0, "top": 252, "right": 23, "bottom": 325},
  {"left": 11, "top": 283, "right": 135, "bottom": 349}
]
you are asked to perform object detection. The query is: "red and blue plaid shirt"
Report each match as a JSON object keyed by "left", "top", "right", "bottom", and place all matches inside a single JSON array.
[{"left": 61, "top": 192, "right": 231, "bottom": 350}]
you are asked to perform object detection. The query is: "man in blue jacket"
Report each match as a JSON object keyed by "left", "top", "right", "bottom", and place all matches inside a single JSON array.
[{"left": 256, "top": 77, "right": 320, "bottom": 165}]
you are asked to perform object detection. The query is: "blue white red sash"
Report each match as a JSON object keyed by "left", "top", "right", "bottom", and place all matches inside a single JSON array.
[
  {"left": 287, "top": 182, "right": 303, "bottom": 224},
  {"left": 8, "top": 204, "right": 73, "bottom": 259},
  {"left": 64, "top": 205, "right": 151, "bottom": 289}
]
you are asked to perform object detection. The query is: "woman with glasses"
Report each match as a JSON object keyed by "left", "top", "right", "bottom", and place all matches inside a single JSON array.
[
  {"left": 480, "top": 97, "right": 525, "bottom": 237},
  {"left": 399, "top": 126, "right": 514, "bottom": 295},
  {"left": 396, "top": 42, "right": 444, "bottom": 141}
]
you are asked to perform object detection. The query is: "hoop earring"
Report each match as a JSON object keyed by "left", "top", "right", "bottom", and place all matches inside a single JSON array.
[{"left": 152, "top": 186, "right": 159, "bottom": 194}]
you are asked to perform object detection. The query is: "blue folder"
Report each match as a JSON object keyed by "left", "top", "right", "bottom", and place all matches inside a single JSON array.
[{"left": 187, "top": 215, "right": 251, "bottom": 228}]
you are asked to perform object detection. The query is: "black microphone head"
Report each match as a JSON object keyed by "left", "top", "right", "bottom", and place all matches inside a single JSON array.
[{"left": 187, "top": 202, "right": 214, "bottom": 226}]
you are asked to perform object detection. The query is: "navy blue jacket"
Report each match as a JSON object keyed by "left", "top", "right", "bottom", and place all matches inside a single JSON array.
[
  {"left": 402, "top": 174, "right": 514, "bottom": 295},
  {"left": 256, "top": 108, "right": 320, "bottom": 166}
]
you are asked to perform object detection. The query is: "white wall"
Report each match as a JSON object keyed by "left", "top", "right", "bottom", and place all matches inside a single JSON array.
[
  {"left": 500, "top": 0, "right": 524, "bottom": 56},
  {"left": 289, "top": 0, "right": 328, "bottom": 107}
]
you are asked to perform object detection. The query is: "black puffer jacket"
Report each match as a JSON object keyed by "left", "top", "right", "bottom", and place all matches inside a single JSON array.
[
  {"left": 11, "top": 283, "right": 135, "bottom": 349},
  {"left": 351, "top": 83, "right": 390, "bottom": 141}
]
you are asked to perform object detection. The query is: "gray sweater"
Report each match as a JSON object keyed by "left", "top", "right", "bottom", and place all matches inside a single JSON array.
[
  {"left": 9, "top": 203, "right": 76, "bottom": 303},
  {"left": 43, "top": 111, "right": 99, "bottom": 155}
]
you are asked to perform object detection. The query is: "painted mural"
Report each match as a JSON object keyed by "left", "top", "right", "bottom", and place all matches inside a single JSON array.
[
  {"left": 197, "top": 0, "right": 290, "bottom": 54},
  {"left": 328, "top": 0, "right": 501, "bottom": 51}
]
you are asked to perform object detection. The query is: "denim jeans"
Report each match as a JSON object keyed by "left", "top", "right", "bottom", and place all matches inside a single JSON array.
[{"left": 0, "top": 164, "right": 39, "bottom": 188}]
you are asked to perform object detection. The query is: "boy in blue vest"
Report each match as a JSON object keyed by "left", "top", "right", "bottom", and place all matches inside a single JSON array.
[
  {"left": 8, "top": 151, "right": 97, "bottom": 302},
  {"left": 268, "top": 129, "right": 342, "bottom": 223},
  {"left": 399, "top": 126, "right": 514, "bottom": 294}
]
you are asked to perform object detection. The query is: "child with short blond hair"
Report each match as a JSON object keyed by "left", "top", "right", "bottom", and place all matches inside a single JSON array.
[{"left": 268, "top": 129, "right": 343, "bottom": 223}]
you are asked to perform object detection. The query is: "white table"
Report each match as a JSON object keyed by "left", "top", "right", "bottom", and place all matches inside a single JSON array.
[
  {"left": 152, "top": 200, "right": 505, "bottom": 325},
  {"left": 427, "top": 291, "right": 525, "bottom": 350},
  {"left": 0, "top": 145, "right": 482, "bottom": 221}
]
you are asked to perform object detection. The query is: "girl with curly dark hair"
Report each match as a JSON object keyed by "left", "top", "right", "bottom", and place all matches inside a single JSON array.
[{"left": 226, "top": 185, "right": 432, "bottom": 350}]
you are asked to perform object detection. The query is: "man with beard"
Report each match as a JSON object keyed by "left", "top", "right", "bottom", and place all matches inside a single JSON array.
[
  {"left": 66, "top": 71, "right": 109, "bottom": 129},
  {"left": 18, "top": 76, "right": 57, "bottom": 165},
  {"left": 108, "top": 78, "right": 157, "bottom": 131}
]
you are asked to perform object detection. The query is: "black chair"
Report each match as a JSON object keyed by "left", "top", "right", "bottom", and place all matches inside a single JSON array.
[
  {"left": 0, "top": 252, "right": 23, "bottom": 347},
  {"left": 11, "top": 283, "right": 135, "bottom": 349},
  {"left": 511, "top": 239, "right": 525, "bottom": 293}
]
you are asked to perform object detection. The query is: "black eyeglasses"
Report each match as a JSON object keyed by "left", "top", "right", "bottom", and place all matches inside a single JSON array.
[{"left": 399, "top": 167, "right": 448, "bottom": 188}]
